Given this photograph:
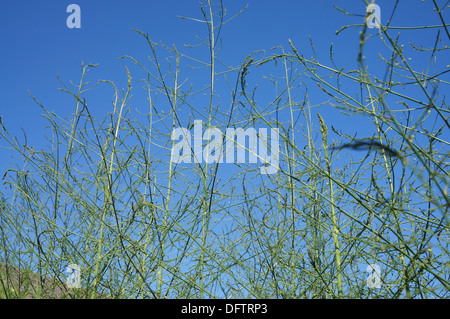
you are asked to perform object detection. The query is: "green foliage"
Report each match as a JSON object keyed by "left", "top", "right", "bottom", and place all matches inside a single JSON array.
[{"left": 0, "top": 0, "right": 448, "bottom": 298}]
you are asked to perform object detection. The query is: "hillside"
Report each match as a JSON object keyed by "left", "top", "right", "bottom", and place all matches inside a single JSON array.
[{"left": 0, "top": 263, "right": 106, "bottom": 299}]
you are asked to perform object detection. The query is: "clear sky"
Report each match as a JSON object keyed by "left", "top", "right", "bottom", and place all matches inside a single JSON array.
[{"left": 1, "top": 0, "right": 444, "bottom": 157}]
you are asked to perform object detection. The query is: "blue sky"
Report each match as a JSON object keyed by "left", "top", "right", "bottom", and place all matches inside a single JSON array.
[
  {"left": 0, "top": 1, "right": 448, "bottom": 297},
  {"left": 0, "top": 0, "right": 445, "bottom": 166}
]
